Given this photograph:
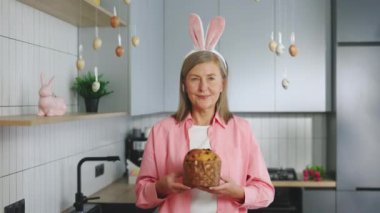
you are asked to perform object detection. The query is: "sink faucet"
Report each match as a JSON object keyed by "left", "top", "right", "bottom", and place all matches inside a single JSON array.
[{"left": 73, "top": 156, "right": 120, "bottom": 212}]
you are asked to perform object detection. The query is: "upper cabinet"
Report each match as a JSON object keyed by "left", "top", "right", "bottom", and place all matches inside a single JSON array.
[
  {"left": 219, "top": 0, "right": 276, "bottom": 112},
  {"left": 129, "top": 0, "right": 164, "bottom": 115},
  {"left": 17, "top": 0, "right": 127, "bottom": 27},
  {"left": 337, "top": 0, "right": 380, "bottom": 43},
  {"left": 165, "top": 0, "right": 331, "bottom": 112},
  {"left": 274, "top": 0, "right": 331, "bottom": 112}
]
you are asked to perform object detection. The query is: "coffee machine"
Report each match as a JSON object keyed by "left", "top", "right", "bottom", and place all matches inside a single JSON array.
[{"left": 125, "top": 128, "right": 147, "bottom": 167}]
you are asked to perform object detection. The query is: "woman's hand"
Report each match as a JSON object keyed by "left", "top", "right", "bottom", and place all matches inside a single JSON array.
[
  {"left": 155, "top": 172, "right": 191, "bottom": 198},
  {"left": 207, "top": 177, "right": 245, "bottom": 203}
]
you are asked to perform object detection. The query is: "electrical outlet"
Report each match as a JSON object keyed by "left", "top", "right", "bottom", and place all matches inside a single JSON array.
[
  {"left": 95, "top": 163, "right": 104, "bottom": 177},
  {"left": 4, "top": 199, "right": 25, "bottom": 213}
]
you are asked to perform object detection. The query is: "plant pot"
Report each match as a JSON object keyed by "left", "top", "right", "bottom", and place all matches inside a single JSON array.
[{"left": 84, "top": 98, "right": 99, "bottom": 112}]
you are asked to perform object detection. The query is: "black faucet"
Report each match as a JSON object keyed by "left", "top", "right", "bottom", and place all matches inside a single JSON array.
[{"left": 73, "top": 156, "right": 120, "bottom": 212}]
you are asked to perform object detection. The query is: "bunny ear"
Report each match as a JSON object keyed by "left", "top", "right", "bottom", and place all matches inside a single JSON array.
[
  {"left": 205, "top": 16, "right": 225, "bottom": 50},
  {"left": 47, "top": 76, "right": 55, "bottom": 86},
  {"left": 188, "top": 13, "right": 205, "bottom": 50}
]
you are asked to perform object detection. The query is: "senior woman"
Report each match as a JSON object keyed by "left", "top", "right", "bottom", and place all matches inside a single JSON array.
[{"left": 135, "top": 14, "right": 274, "bottom": 213}]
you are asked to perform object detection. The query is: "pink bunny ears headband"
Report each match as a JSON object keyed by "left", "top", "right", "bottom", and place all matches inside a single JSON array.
[{"left": 187, "top": 13, "right": 226, "bottom": 67}]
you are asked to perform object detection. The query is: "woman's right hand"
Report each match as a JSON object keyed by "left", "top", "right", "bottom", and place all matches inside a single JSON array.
[{"left": 155, "top": 172, "right": 191, "bottom": 198}]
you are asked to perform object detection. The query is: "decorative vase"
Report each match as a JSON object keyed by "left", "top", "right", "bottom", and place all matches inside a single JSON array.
[{"left": 84, "top": 98, "right": 99, "bottom": 112}]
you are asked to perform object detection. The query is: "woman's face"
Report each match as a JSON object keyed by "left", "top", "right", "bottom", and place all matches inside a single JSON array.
[{"left": 184, "top": 61, "right": 224, "bottom": 113}]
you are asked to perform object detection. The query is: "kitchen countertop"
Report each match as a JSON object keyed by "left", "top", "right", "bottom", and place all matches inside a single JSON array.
[
  {"left": 272, "top": 180, "right": 336, "bottom": 188},
  {"left": 88, "top": 178, "right": 336, "bottom": 204},
  {"left": 89, "top": 178, "right": 136, "bottom": 204}
]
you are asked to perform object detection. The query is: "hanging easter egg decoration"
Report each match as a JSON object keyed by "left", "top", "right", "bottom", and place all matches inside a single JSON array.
[
  {"left": 282, "top": 68, "right": 290, "bottom": 90},
  {"left": 123, "top": 0, "right": 131, "bottom": 5},
  {"left": 110, "top": 6, "right": 120, "bottom": 28},
  {"left": 268, "top": 31, "right": 277, "bottom": 52},
  {"left": 93, "top": 26, "right": 102, "bottom": 50},
  {"left": 282, "top": 78, "right": 290, "bottom": 90},
  {"left": 115, "top": 34, "right": 124, "bottom": 57},
  {"left": 93, "top": 37, "right": 102, "bottom": 50},
  {"left": 132, "top": 35, "right": 140, "bottom": 47},
  {"left": 92, "top": 66, "right": 101, "bottom": 92},
  {"left": 116, "top": 46, "right": 124, "bottom": 57},
  {"left": 76, "top": 44, "right": 85, "bottom": 71},
  {"left": 275, "top": 32, "right": 285, "bottom": 56},
  {"left": 289, "top": 32, "right": 298, "bottom": 57},
  {"left": 76, "top": 57, "right": 85, "bottom": 71}
]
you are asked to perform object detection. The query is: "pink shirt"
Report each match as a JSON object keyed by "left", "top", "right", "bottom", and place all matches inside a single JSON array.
[{"left": 135, "top": 113, "right": 274, "bottom": 213}]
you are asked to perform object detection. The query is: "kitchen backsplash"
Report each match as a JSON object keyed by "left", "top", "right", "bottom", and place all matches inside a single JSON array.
[
  {"left": 0, "top": 117, "right": 127, "bottom": 213},
  {"left": 128, "top": 112, "right": 327, "bottom": 174}
]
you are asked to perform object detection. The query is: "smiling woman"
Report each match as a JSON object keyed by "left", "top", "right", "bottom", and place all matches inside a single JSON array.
[{"left": 134, "top": 13, "right": 274, "bottom": 213}]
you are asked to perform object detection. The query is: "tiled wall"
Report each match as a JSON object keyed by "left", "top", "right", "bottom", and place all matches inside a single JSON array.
[
  {"left": 129, "top": 113, "right": 327, "bottom": 175},
  {"left": 0, "top": 117, "right": 127, "bottom": 213},
  {"left": 0, "top": 0, "right": 77, "bottom": 115},
  {"left": 0, "top": 1, "right": 128, "bottom": 212}
]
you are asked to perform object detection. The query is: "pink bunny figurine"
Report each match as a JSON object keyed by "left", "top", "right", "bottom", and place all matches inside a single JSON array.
[{"left": 37, "top": 73, "right": 67, "bottom": 116}]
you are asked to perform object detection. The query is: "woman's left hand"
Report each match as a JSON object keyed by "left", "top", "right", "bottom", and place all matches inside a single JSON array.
[{"left": 207, "top": 177, "right": 245, "bottom": 203}]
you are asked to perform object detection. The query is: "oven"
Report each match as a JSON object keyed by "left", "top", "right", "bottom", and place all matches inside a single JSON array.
[{"left": 249, "top": 168, "right": 301, "bottom": 213}]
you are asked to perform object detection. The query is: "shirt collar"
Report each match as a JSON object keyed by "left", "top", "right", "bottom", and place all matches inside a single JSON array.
[{"left": 181, "top": 112, "right": 226, "bottom": 129}]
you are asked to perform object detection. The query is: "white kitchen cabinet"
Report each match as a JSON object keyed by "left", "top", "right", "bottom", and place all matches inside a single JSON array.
[
  {"left": 221, "top": 0, "right": 331, "bottom": 112},
  {"left": 164, "top": 0, "right": 331, "bottom": 112},
  {"left": 275, "top": 0, "right": 331, "bottom": 112},
  {"left": 219, "top": 0, "right": 275, "bottom": 112},
  {"left": 129, "top": 0, "right": 164, "bottom": 115},
  {"left": 164, "top": 0, "right": 219, "bottom": 112}
]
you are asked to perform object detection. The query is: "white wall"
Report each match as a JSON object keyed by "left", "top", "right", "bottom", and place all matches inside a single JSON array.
[{"left": 0, "top": 0, "right": 128, "bottom": 212}]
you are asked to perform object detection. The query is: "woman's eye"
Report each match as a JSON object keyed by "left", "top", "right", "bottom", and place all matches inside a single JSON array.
[{"left": 190, "top": 77, "right": 199, "bottom": 81}]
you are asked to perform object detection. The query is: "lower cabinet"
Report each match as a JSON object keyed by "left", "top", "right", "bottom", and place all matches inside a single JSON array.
[
  {"left": 303, "top": 188, "right": 335, "bottom": 213},
  {"left": 337, "top": 191, "right": 380, "bottom": 213}
]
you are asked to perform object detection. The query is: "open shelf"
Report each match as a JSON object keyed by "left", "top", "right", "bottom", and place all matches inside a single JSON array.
[
  {"left": 0, "top": 112, "right": 127, "bottom": 126},
  {"left": 17, "top": 0, "right": 127, "bottom": 27}
]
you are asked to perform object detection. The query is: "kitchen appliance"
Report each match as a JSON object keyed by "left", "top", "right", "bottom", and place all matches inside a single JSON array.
[
  {"left": 268, "top": 168, "right": 297, "bottom": 181},
  {"left": 125, "top": 135, "right": 147, "bottom": 167},
  {"left": 250, "top": 168, "right": 301, "bottom": 213}
]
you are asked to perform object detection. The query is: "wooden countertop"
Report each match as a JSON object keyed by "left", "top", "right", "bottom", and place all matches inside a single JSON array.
[
  {"left": 272, "top": 180, "right": 336, "bottom": 188},
  {"left": 89, "top": 178, "right": 136, "bottom": 204},
  {"left": 89, "top": 178, "right": 336, "bottom": 204}
]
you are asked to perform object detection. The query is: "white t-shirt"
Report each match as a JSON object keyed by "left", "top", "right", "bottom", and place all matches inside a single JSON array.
[{"left": 188, "top": 125, "right": 217, "bottom": 213}]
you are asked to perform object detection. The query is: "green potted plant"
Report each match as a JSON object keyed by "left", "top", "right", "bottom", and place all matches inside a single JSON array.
[{"left": 72, "top": 71, "right": 113, "bottom": 112}]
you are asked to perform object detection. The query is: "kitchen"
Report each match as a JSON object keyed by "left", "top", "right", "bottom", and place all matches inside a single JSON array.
[{"left": 0, "top": 0, "right": 379, "bottom": 213}]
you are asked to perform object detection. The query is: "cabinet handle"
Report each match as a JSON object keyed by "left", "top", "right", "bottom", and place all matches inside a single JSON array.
[{"left": 356, "top": 187, "right": 380, "bottom": 191}]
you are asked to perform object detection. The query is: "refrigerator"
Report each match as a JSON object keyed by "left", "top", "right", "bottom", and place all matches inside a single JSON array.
[{"left": 336, "top": 45, "right": 380, "bottom": 213}]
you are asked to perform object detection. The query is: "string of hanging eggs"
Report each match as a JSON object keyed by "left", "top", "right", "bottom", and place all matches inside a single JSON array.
[{"left": 266, "top": 0, "right": 298, "bottom": 90}]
